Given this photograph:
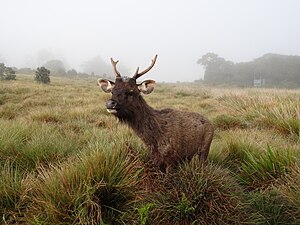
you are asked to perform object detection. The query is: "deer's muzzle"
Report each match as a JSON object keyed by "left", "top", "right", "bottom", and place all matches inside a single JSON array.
[{"left": 106, "top": 99, "right": 118, "bottom": 114}]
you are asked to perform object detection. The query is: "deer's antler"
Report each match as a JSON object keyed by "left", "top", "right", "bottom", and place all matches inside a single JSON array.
[
  {"left": 110, "top": 58, "right": 121, "bottom": 78},
  {"left": 133, "top": 55, "right": 158, "bottom": 80}
]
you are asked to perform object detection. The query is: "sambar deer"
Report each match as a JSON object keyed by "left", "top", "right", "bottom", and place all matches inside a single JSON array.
[{"left": 98, "top": 55, "right": 214, "bottom": 173}]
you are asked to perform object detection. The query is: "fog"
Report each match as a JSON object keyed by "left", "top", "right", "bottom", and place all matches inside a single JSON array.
[{"left": 1, "top": 0, "right": 300, "bottom": 82}]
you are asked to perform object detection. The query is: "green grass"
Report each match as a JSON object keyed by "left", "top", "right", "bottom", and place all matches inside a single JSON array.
[{"left": 1, "top": 75, "right": 300, "bottom": 224}]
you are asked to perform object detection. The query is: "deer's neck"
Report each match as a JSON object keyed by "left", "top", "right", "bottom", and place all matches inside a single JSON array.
[{"left": 122, "top": 97, "right": 163, "bottom": 147}]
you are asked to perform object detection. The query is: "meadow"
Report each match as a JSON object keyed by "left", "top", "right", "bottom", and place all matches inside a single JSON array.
[{"left": 1, "top": 74, "right": 300, "bottom": 224}]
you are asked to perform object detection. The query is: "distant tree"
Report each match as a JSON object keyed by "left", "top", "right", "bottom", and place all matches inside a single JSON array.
[
  {"left": 0, "top": 63, "right": 5, "bottom": 76},
  {"left": 4, "top": 67, "right": 16, "bottom": 80},
  {"left": 0, "top": 63, "right": 16, "bottom": 80},
  {"left": 35, "top": 67, "right": 50, "bottom": 84},
  {"left": 67, "top": 69, "right": 78, "bottom": 76},
  {"left": 44, "top": 59, "right": 66, "bottom": 76},
  {"left": 197, "top": 52, "right": 220, "bottom": 69},
  {"left": 197, "top": 53, "right": 234, "bottom": 84}
]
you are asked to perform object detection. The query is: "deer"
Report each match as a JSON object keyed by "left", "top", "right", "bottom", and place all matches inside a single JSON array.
[{"left": 98, "top": 55, "right": 214, "bottom": 174}]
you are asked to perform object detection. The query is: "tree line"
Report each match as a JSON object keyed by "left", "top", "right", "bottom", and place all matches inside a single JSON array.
[{"left": 197, "top": 53, "right": 300, "bottom": 88}]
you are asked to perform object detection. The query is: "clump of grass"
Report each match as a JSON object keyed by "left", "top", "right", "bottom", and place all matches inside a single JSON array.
[
  {"left": 218, "top": 92, "right": 300, "bottom": 140},
  {"left": 210, "top": 132, "right": 297, "bottom": 190},
  {"left": 0, "top": 161, "right": 25, "bottom": 223},
  {"left": 0, "top": 103, "right": 21, "bottom": 119},
  {"left": 0, "top": 120, "right": 81, "bottom": 171},
  {"left": 248, "top": 187, "right": 297, "bottom": 225},
  {"left": 277, "top": 164, "right": 300, "bottom": 223},
  {"left": 213, "top": 114, "right": 248, "bottom": 130},
  {"left": 25, "top": 146, "right": 143, "bottom": 224},
  {"left": 0, "top": 120, "right": 34, "bottom": 164},
  {"left": 148, "top": 158, "right": 255, "bottom": 225},
  {"left": 237, "top": 146, "right": 296, "bottom": 190},
  {"left": 30, "top": 108, "right": 65, "bottom": 123},
  {"left": 209, "top": 132, "right": 259, "bottom": 171},
  {"left": 257, "top": 103, "right": 300, "bottom": 140}
]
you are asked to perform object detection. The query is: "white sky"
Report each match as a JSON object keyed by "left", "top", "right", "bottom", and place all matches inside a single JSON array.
[{"left": 1, "top": 0, "right": 300, "bottom": 82}]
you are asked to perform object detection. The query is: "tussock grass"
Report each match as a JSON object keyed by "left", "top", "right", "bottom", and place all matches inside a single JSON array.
[
  {"left": 237, "top": 145, "right": 297, "bottom": 190},
  {"left": 278, "top": 164, "right": 300, "bottom": 223},
  {"left": 213, "top": 114, "right": 248, "bottom": 130},
  {"left": 247, "top": 187, "right": 295, "bottom": 225},
  {"left": 218, "top": 90, "right": 300, "bottom": 141},
  {"left": 0, "top": 161, "right": 24, "bottom": 223},
  {"left": 26, "top": 145, "right": 143, "bottom": 224},
  {"left": 147, "top": 158, "right": 258, "bottom": 225},
  {"left": 210, "top": 130, "right": 299, "bottom": 190},
  {"left": 1, "top": 75, "right": 300, "bottom": 224},
  {"left": 0, "top": 120, "right": 82, "bottom": 171}
]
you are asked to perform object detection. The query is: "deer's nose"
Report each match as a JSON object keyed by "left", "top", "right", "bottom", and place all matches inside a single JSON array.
[{"left": 106, "top": 99, "right": 117, "bottom": 109}]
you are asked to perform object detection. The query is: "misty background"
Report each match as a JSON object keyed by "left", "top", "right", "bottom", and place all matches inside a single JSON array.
[{"left": 1, "top": 0, "right": 300, "bottom": 82}]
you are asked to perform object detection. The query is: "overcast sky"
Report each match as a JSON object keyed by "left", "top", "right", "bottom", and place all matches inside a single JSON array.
[{"left": 1, "top": 0, "right": 300, "bottom": 82}]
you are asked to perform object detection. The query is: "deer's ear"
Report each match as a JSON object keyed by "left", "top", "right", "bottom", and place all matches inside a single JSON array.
[
  {"left": 98, "top": 79, "right": 115, "bottom": 93},
  {"left": 138, "top": 80, "right": 156, "bottom": 94}
]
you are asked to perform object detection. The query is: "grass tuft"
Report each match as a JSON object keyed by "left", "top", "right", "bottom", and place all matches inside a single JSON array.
[
  {"left": 213, "top": 114, "right": 248, "bottom": 130},
  {"left": 237, "top": 146, "right": 297, "bottom": 190},
  {"left": 147, "top": 158, "right": 254, "bottom": 225},
  {"left": 0, "top": 161, "right": 25, "bottom": 223},
  {"left": 26, "top": 146, "right": 143, "bottom": 224}
]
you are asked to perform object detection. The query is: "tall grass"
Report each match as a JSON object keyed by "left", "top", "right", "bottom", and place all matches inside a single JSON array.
[
  {"left": 26, "top": 146, "right": 143, "bottom": 224},
  {"left": 146, "top": 158, "right": 258, "bottom": 225},
  {"left": 218, "top": 91, "right": 300, "bottom": 141},
  {"left": 0, "top": 120, "right": 82, "bottom": 171},
  {"left": 1, "top": 75, "right": 300, "bottom": 224},
  {"left": 0, "top": 161, "right": 24, "bottom": 223}
]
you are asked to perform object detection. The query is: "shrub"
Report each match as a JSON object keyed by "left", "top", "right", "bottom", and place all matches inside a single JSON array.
[
  {"left": 35, "top": 67, "right": 50, "bottom": 84},
  {"left": 0, "top": 63, "right": 16, "bottom": 80}
]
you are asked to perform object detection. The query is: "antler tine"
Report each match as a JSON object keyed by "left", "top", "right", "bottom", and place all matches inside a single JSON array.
[
  {"left": 110, "top": 58, "right": 121, "bottom": 78},
  {"left": 133, "top": 54, "right": 158, "bottom": 80}
]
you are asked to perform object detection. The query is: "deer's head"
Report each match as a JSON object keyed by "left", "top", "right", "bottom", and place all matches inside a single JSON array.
[{"left": 98, "top": 55, "right": 157, "bottom": 117}]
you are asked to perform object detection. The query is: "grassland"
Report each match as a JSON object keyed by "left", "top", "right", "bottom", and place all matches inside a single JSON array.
[{"left": 1, "top": 74, "right": 300, "bottom": 224}]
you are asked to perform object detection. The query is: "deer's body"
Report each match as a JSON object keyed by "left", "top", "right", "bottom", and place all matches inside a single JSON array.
[{"left": 98, "top": 55, "right": 214, "bottom": 172}]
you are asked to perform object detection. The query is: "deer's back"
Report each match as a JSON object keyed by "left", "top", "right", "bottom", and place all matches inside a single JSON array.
[{"left": 154, "top": 108, "right": 213, "bottom": 160}]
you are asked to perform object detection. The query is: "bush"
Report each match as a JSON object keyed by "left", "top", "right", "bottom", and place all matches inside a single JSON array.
[
  {"left": 0, "top": 63, "right": 16, "bottom": 80},
  {"left": 35, "top": 67, "right": 50, "bottom": 84}
]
